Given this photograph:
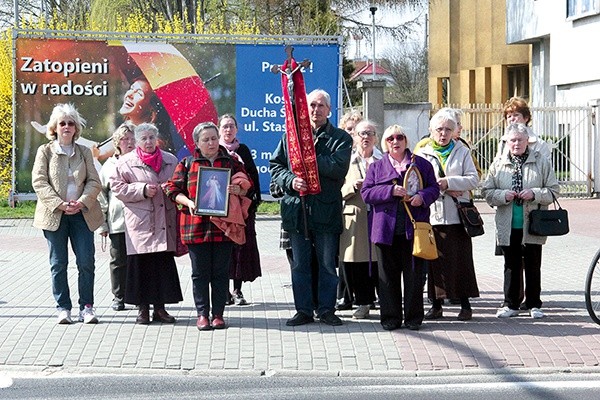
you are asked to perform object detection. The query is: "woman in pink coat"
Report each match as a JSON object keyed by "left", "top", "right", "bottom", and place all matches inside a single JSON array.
[{"left": 110, "top": 123, "right": 183, "bottom": 324}]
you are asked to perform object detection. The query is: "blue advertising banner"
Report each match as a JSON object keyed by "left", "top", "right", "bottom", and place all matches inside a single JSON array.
[{"left": 235, "top": 44, "right": 340, "bottom": 195}]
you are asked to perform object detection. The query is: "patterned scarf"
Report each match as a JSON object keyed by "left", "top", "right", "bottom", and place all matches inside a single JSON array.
[
  {"left": 431, "top": 139, "right": 455, "bottom": 169},
  {"left": 509, "top": 150, "right": 529, "bottom": 205},
  {"left": 136, "top": 146, "right": 163, "bottom": 174}
]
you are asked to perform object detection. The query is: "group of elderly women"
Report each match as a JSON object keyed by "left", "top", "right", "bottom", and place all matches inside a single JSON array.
[
  {"left": 341, "top": 97, "right": 559, "bottom": 331},
  {"left": 33, "top": 104, "right": 258, "bottom": 330},
  {"left": 32, "top": 97, "right": 558, "bottom": 332}
]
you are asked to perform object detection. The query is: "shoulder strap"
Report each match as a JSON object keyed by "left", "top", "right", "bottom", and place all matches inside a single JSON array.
[
  {"left": 180, "top": 156, "right": 194, "bottom": 190},
  {"left": 403, "top": 201, "right": 415, "bottom": 223},
  {"left": 430, "top": 154, "right": 446, "bottom": 177},
  {"left": 182, "top": 155, "right": 193, "bottom": 170}
]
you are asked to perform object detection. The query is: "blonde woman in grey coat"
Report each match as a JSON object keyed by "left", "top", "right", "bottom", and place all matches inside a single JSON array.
[{"left": 482, "top": 123, "right": 560, "bottom": 319}]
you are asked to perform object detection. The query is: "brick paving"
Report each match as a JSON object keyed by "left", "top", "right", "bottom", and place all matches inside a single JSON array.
[{"left": 0, "top": 198, "right": 599, "bottom": 375}]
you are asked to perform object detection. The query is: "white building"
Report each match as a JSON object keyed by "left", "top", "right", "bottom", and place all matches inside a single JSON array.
[{"left": 506, "top": 0, "right": 600, "bottom": 106}]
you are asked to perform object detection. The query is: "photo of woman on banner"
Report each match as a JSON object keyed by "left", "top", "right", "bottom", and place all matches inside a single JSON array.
[
  {"left": 118, "top": 76, "right": 180, "bottom": 154},
  {"left": 110, "top": 42, "right": 219, "bottom": 160},
  {"left": 92, "top": 75, "right": 181, "bottom": 162}
]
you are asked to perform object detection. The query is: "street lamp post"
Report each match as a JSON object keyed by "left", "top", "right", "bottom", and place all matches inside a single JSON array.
[
  {"left": 14, "top": 0, "right": 18, "bottom": 28},
  {"left": 370, "top": 5, "right": 377, "bottom": 80}
]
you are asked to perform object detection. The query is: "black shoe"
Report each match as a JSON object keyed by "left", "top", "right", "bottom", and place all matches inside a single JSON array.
[
  {"left": 335, "top": 300, "right": 352, "bottom": 311},
  {"left": 111, "top": 300, "right": 125, "bottom": 311},
  {"left": 381, "top": 320, "right": 401, "bottom": 331},
  {"left": 427, "top": 298, "right": 446, "bottom": 305},
  {"left": 319, "top": 311, "right": 343, "bottom": 326},
  {"left": 405, "top": 322, "right": 421, "bottom": 331},
  {"left": 286, "top": 312, "right": 314, "bottom": 326},
  {"left": 457, "top": 309, "right": 473, "bottom": 321},
  {"left": 152, "top": 309, "right": 176, "bottom": 323},
  {"left": 424, "top": 307, "right": 443, "bottom": 320}
]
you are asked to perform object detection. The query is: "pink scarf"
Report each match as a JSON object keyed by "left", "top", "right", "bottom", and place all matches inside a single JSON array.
[
  {"left": 220, "top": 137, "right": 240, "bottom": 153},
  {"left": 388, "top": 151, "right": 410, "bottom": 175},
  {"left": 136, "top": 146, "right": 163, "bottom": 173},
  {"left": 220, "top": 137, "right": 243, "bottom": 163}
]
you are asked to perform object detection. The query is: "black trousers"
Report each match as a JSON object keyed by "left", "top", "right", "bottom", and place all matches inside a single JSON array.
[
  {"left": 188, "top": 242, "right": 234, "bottom": 317},
  {"left": 376, "top": 235, "right": 424, "bottom": 326},
  {"left": 108, "top": 232, "right": 127, "bottom": 302},
  {"left": 501, "top": 229, "right": 543, "bottom": 310},
  {"left": 340, "top": 261, "right": 378, "bottom": 306}
]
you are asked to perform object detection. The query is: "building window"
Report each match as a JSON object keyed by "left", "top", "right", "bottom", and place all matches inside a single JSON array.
[
  {"left": 439, "top": 77, "right": 449, "bottom": 104},
  {"left": 567, "top": 0, "right": 600, "bottom": 20},
  {"left": 507, "top": 65, "right": 529, "bottom": 100}
]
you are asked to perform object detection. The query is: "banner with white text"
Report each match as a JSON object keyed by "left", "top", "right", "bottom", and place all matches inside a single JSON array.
[{"left": 14, "top": 37, "right": 340, "bottom": 195}]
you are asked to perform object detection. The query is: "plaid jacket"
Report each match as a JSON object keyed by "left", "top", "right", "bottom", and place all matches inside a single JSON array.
[{"left": 163, "top": 146, "right": 249, "bottom": 244}]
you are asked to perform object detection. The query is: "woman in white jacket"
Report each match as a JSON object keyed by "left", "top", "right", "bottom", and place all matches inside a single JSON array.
[
  {"left": 482, "top": 123, "right": 559, "bottom": 319},
  {"left": 416, "top": 109, "right": 480, "bottom": 321},
  {"left": 97, "top": 123, "right": 136, "bottom": 311}
]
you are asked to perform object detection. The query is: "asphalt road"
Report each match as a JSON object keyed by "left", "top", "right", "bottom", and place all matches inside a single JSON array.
[{"left": 3, "top": 371, "right": 600, "bottom": 400}]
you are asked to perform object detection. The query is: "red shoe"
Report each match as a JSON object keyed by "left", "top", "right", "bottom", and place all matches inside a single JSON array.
[
  {"left": 211, "top": 315, "right": 226, "bottom": 329},
  {"left": 196, "top": 315, "right": 211, "bottom": 331}
]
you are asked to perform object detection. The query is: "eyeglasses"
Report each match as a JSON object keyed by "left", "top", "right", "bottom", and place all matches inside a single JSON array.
[
  {"left": 357, "top": 130, "right": 376, "bottom": 137},
  {"left": 385, "top": 134, "right": 406, "bottom": 142},
  {"left": 59, "top": 121, "right": 75, "bottom": 127}
]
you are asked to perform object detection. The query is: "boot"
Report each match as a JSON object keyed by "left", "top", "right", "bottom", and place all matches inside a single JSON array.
[
  {"left": 153, "top": 304, "right": 176, "bottom": 323},
  {"left": 136, "top": 304, "right": 150, "bottom": 324}
]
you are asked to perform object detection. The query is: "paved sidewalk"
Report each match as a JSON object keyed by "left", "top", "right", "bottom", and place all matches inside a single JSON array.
[{"left": 0, "top": 199, "right": 599, "bottom": 376}]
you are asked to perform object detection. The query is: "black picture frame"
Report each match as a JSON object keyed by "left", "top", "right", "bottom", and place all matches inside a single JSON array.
[{"left": 194, "top": 167, "right": 231, "bottom": 217}]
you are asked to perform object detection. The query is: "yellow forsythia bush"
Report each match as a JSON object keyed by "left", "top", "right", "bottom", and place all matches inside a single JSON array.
[{"left": 0, "top": 30, "right": 12, "bottom": 199}]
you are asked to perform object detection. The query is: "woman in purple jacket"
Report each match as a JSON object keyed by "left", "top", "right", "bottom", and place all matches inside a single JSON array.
[{"left": 361, "top": 125, "right": 439, "bottom": 331}]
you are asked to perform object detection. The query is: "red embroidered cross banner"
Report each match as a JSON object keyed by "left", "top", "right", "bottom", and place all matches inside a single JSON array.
[{"left": 281, "top": 58, "right": 321, "bottom": 195}]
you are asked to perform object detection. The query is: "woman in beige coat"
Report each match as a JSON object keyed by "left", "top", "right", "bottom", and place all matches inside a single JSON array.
[
  {"left": 482, "top": 123, "right": 559, "bottom": 319},
  {"left": 339, "top": 120, "right": 382, "bottom": 319},
  {"left": 32, "top": 103, "right": 103, "bottom": 325},
  {"left": 111, "top": 123, "right": 183, "bottom": 324}
]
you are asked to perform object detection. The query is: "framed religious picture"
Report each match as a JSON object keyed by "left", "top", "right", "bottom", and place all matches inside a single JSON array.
[
  {"left": 403, "top": 163, "right": 423, "bottom": 201},
  {"left": 194, "top": 167, "right": 231, "bottom": 217}
]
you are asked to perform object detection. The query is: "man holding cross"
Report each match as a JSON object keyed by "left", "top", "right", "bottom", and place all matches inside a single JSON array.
[{"left": 270, "top": 89, "right": 353, "bottom": 326}]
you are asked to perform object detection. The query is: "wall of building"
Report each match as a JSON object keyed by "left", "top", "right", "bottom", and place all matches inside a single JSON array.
[
  {"left": 428, "top": 0, "right": 530, "bottom": 105},
  {"left": 506, "top": 0, "right": 600, "bottom": 105},
  {"left": 384, "top": 103, "right": 431, "bottom": 145}
]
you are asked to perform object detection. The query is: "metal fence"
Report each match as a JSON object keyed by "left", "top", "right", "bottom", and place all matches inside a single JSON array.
[{"left": 436, "top": 103, "right": 596, "bottom": 198}]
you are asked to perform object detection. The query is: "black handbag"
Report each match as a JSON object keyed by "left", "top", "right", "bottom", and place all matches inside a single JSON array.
[
  {"left": 452, "top": 197, "right": 485, "bottom": 237},
  {"left": 528, "top": 193, "right": 569, "bottom": 236}
]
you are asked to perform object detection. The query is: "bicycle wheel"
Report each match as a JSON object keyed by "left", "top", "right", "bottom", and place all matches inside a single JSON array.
[{"left": 584, "top": 248, "right": 600, "bottom": 324}]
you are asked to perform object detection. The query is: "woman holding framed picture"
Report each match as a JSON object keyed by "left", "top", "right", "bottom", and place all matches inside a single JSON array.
[{"left": 163, "top": 122, "right": 252, "bottom": 331}]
